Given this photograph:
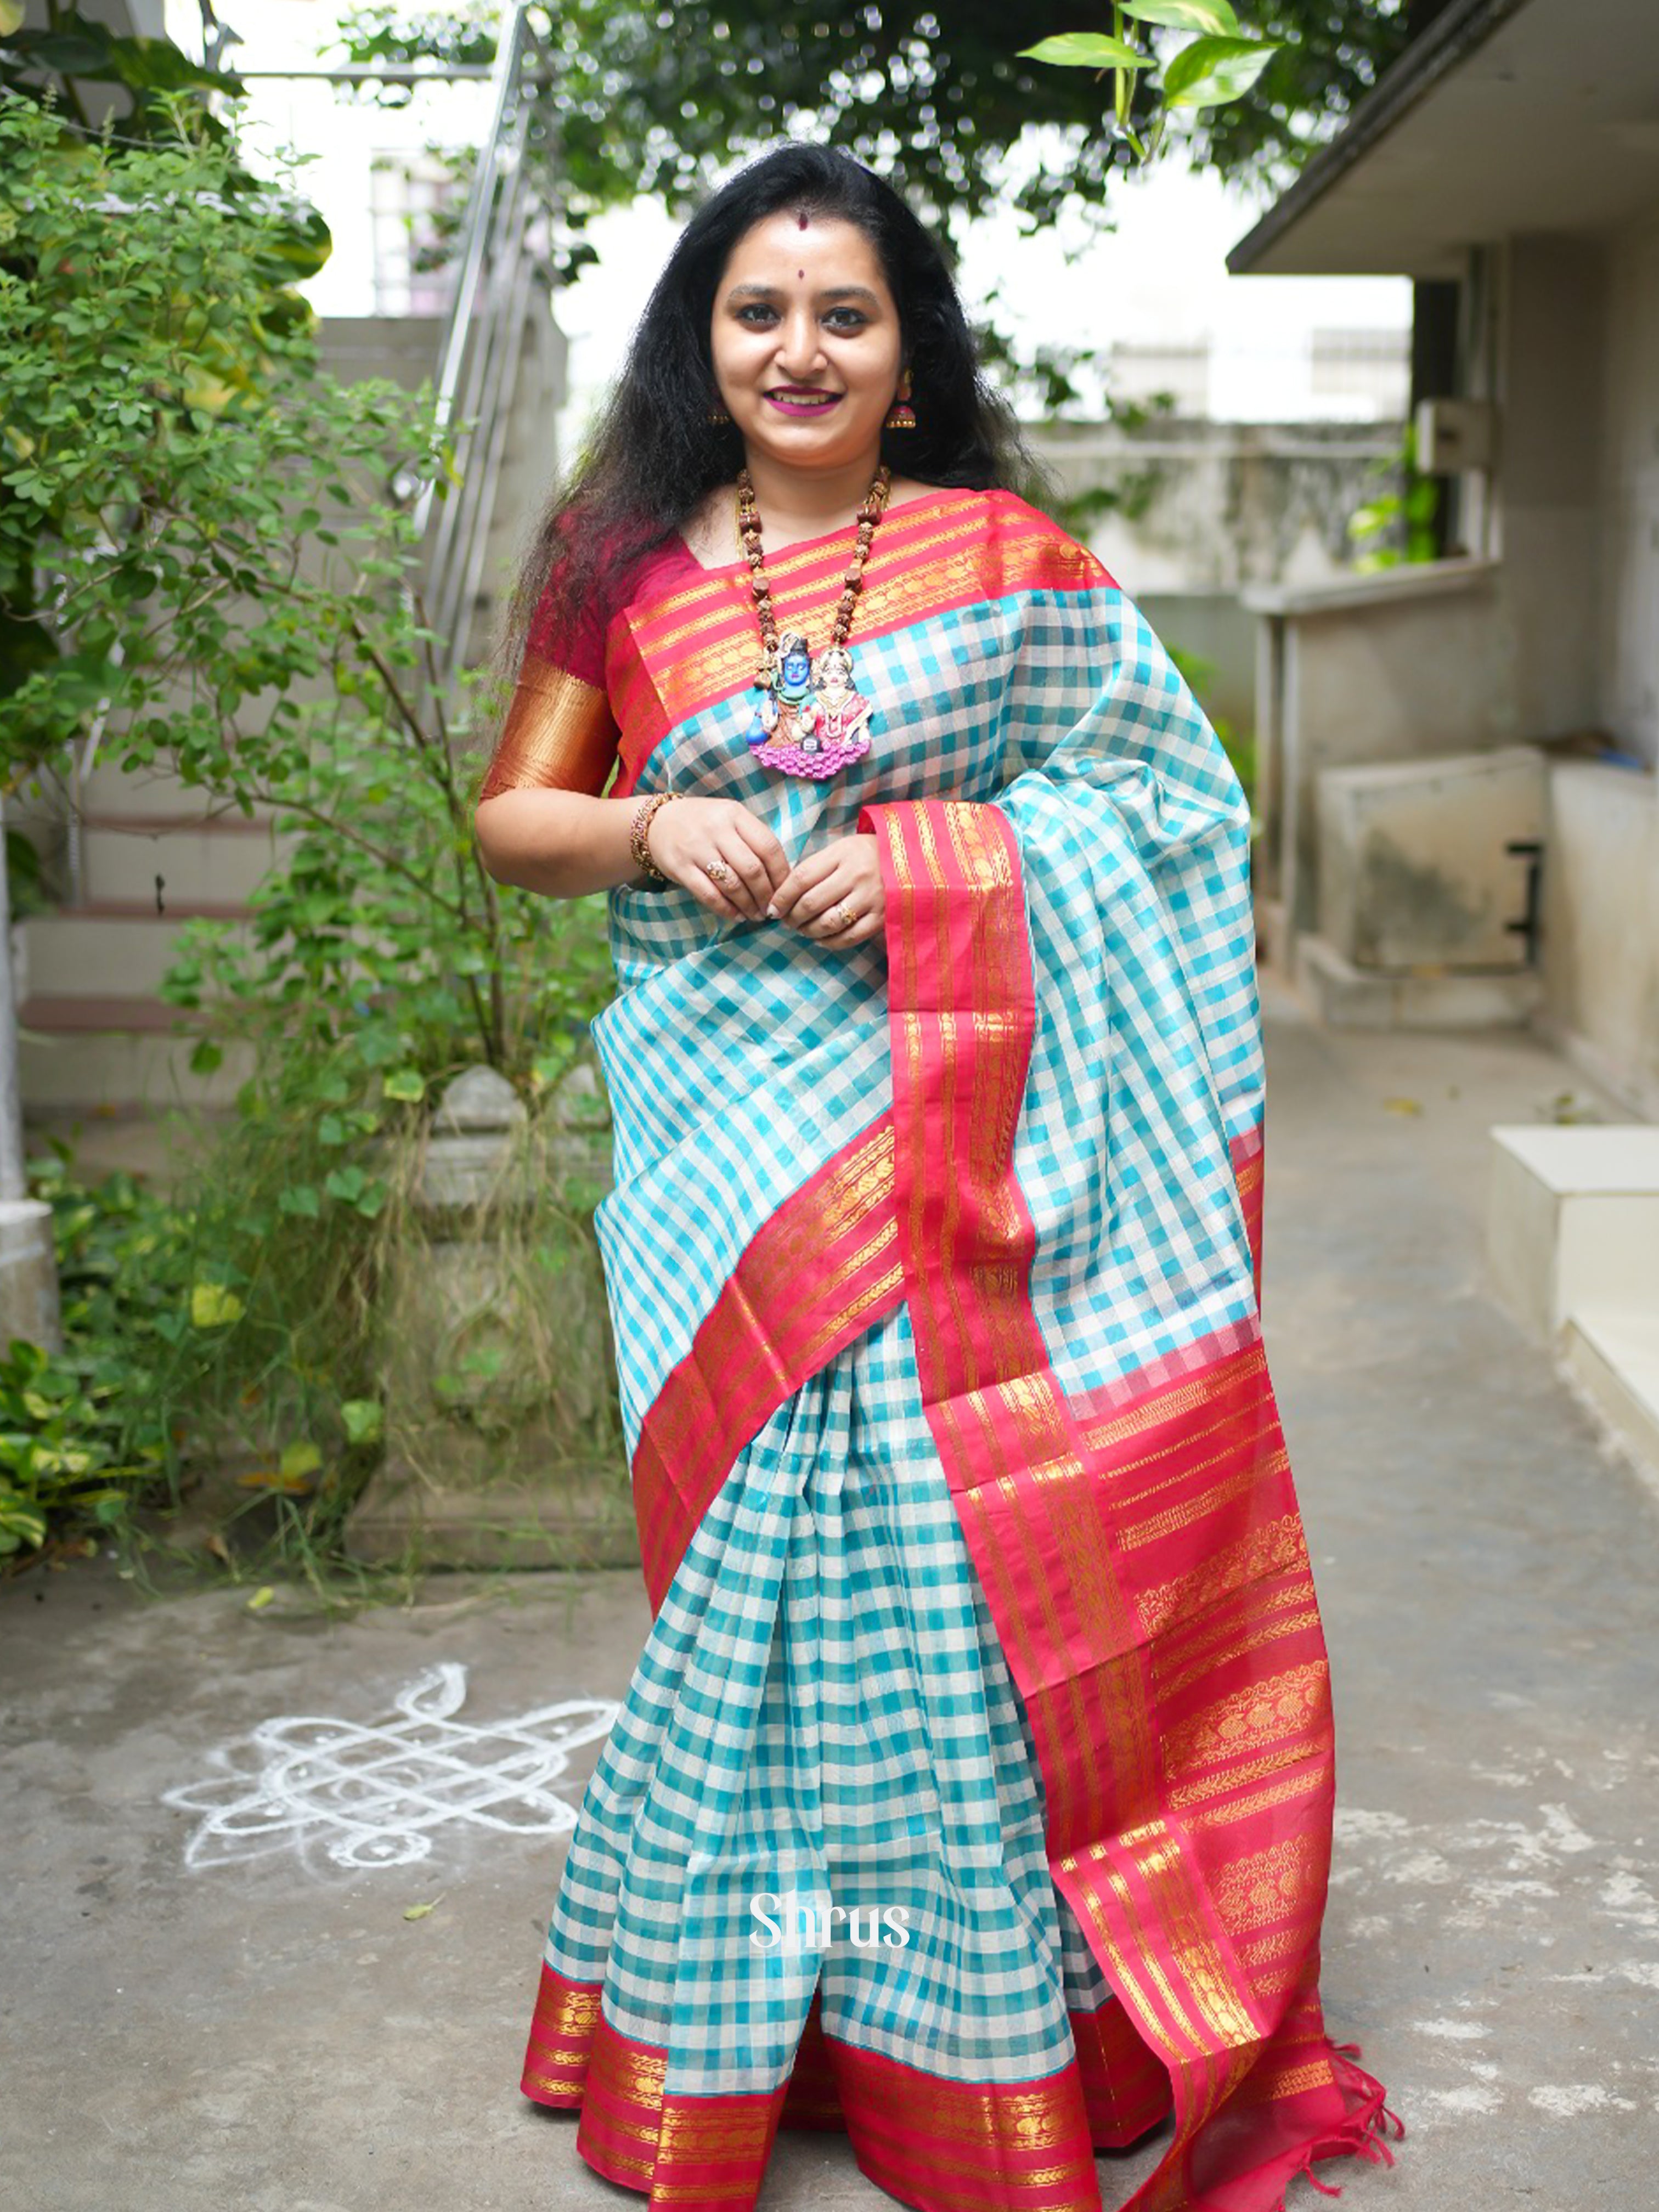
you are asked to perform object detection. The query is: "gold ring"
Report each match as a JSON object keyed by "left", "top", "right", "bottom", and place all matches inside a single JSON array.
[{"left": 705, "top": 859, "right": 732, "bottom": 885}]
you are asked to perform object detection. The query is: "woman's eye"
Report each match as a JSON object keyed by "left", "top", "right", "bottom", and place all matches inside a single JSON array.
[{"left": 734, "top": 304, "right": 868, "bottom": 330}]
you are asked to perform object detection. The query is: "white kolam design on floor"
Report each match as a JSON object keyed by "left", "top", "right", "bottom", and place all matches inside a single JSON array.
[{"left": 162, "top": 1661, "right": 618, "bottom": 1871}]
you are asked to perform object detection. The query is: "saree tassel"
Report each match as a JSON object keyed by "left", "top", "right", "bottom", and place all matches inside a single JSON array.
[
  {"left": 1331, "top": 2039, "right": 1408, "bottom": 2151},
  {"left": 1259, "top": 2042, "right": 1404, "bottom": 2205}
]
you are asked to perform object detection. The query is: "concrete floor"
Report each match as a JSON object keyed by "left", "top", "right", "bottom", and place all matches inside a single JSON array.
[{"left": 5, "top": 972, "right": 1658, "bottom": 2211}]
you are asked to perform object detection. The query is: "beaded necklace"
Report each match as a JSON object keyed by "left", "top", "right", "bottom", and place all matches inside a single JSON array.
[{"left": 736, "top": 461, "right": 891, "bottom": 780}]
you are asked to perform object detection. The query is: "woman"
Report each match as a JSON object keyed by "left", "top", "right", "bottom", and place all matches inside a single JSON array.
[{"left": 474, "top": 141, "right": 1403, "bottom": 2212}]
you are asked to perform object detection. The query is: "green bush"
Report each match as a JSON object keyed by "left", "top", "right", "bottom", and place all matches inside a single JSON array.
[{"left": 1, "top": 87, "right": 622, "bottom": 1583}]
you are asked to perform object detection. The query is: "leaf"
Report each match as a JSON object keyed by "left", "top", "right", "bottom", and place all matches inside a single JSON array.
[
  {"left": 190, "top": 1281, "right": 244, "bottom": 1328},
  {"left": 236, "top": 1465, "right": 313, "bottom": 1493},
  {"left": 13, "top": 31, "right": 109, "bottom": 72},
  {"left": 382, "top": 1067, "right": 426, "bottom": 1103},
  {"left": 341, "top": 1398, "right": 384, "bottom": 1446},
  {"left": 1118, "top": 0, "right": 1240, "bottom": 32},
  {"left": 246, "top": 1585, "right": 275, "bottom": 1610},
  {"left": 0, "top": 2, "right": 25, "bottom": 33},
  {"left": 1017, "top": 33, "right": 1152, "bottom": 70},
  {"left": 1164, "top": 34, "right": 1281, "bottom": 108},
  {"left": 403, "top": 1893, "right": 445, "bottom": 1920},
  {"left": 279, "top": 1439, "right": 323, "bottom": 1482}
]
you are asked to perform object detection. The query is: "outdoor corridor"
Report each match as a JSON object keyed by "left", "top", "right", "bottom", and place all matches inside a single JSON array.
[{"left": 5, "top": 969, "right": 1656, "bottom": 2211}]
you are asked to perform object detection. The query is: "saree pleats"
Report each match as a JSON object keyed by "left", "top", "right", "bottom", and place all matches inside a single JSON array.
[
  {"left": 524, "top": 1299, "right": 1173, "bottom": 2211},
  {"left": 509, "top": 487, "right": 1403, "bottom": 2211}
]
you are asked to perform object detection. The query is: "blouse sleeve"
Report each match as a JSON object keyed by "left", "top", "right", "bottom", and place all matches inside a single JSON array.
[{"left": 477, "top": 558, "right": 622, "bottom": 803}]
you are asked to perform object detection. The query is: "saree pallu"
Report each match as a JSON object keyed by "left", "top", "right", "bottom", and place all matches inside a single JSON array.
[{"left": 487, "top": 487, "right": 1404, "bottom": 2212}]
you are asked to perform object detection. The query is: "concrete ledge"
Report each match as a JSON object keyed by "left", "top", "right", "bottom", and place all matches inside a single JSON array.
[
  {"left": 1295, "top": 929, "right": 1544, "bottom": 1028},
  {"left": 1241, "top": 553, "right": 1501, "bottom": 618},
  {"left": 1486, "top": 1125, "right": 1659, "bottom": 1342},
  {"left": 344, "top": 1473, "right": 640, "bottom": 1572}
]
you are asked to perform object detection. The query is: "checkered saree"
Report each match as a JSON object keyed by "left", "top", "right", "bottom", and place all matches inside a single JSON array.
[{"left": 478, "top": 486, "right": 1404, "bottom": 2212}]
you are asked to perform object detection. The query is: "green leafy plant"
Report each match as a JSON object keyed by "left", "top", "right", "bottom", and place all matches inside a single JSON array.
[
  {"left": 1347, "top": 416, "right": 1441, "bottom": 568},
  {"left": 0, "top": 86, "right": 595, "bottom": 1082},
  {"left": 0, "top": 86, "right": 623, "bottom": 1579},
  {"left": 1020, "top": 3, "right": 1284, "bottom": 168},
  {"left": 0, "top": 1144, "right": 184, "bottom": 1566},
  {"left": 0, "top": 87, "right": 332, "bottom": 727},
  {"left": 0, "top": 0, "right": 237, "bottom": 133}
]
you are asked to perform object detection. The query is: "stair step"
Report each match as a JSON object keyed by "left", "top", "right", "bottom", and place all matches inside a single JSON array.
[
  {"left": 78, "top": 810, "right": 282, "bottom": 834},
  {"left": 48, "top": 898, "right": 250, "bottom": 920},
  {"left": 18, "top": 994, "right": 196, "bottom": 1035},
  {"left": 82, "top": 818, "right": 295, "bottom": 906},
  {"left": 19, "top": 907, "right": 253, "bottom": 996},
  {"left": 1486, "top": 1126, "right": 1659, "bottom": 1340},
  {"left": 18, "top": 1030, "right": 256, "bottom": 1114},
  {"left": 1561, "top": 1305, "right": 1659, "bottom": 1480}
]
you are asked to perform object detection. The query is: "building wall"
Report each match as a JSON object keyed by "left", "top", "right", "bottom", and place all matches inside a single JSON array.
[
  {"left": 1489, "top": 234, "right": 1612, "bottom": 752},
  {"left": 1595, "top": 205, "right": 1659, "bottom": 771},
  {"left": 1028, "top": 417, "right": 1404, "bottom": 741},
  {"left": 1491, "top": 229, "right": 1659, "bottom": 1115}
]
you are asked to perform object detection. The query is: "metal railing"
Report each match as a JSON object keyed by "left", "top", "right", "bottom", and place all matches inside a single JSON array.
[
  {"left": 237, "top": 7, "right": 547, "bottom": 689},
  {"left": 408, "top": 3, "right": 543, "bottom": 687}
]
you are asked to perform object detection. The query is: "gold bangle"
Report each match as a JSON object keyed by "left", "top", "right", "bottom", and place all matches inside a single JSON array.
[{"left": 629, "top": 791, "right": 675, "bottom": 885}]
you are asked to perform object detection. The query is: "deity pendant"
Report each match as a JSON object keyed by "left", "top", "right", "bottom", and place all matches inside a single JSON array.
[{"left": 747, "top": 630, "right": 873, "bottom": 781}]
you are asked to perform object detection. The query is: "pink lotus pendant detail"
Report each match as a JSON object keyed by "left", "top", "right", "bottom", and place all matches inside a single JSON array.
[{"left": 747, "top": 633, "right": 875, "bottom": 781}]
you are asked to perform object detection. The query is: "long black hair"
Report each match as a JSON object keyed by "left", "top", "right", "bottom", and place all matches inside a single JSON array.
[{"left": 478, "top": 138, "right": 1054, "bottom": 741}]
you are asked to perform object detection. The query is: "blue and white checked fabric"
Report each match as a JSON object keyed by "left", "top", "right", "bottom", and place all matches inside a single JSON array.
[
  {"left": 539, "top": 1295, "right": 1116, "bottom": 2095},
  {"left": 589, "top": 576, "right": 1260, "bottom": 1466}
]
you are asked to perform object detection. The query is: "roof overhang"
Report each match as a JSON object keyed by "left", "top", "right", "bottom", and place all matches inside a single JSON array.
[{"left": 1228, "top": 0, "right": 1659, "bottom": 278}]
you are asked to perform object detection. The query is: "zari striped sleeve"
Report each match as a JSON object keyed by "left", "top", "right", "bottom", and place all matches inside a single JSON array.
[{"left": 477, "top": 565, "right": 620, "bottom": 802}]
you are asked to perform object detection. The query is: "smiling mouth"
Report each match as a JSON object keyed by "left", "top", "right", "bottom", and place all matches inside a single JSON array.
[{"left": 765, "top": 388, "right": 843, "bottom": 411}]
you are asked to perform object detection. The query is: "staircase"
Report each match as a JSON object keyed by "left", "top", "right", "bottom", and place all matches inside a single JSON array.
[
  {"left": 15, "top": 760, "right": 278, "bottom": 1115},
  {"left": 18, "top": 5, "right": 554, "bottom": 1121}
]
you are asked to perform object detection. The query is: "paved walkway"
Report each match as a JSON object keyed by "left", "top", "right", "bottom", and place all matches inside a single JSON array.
[{"left": 6, "top": 973, "right": 1657, "bottom": 2211}]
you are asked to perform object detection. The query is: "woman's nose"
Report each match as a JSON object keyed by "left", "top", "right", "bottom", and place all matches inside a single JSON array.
[{"left": 772, "top": 314, "right": 827, "bottom": 376}]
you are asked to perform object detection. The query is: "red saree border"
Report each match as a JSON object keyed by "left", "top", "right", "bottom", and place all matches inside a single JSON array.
[
  {"left": 630, "top": 1110, "right": 904, "bottom": 1613},
  {"left": 857, "top": 795, "right": 1402, "bottom": 2212},
  {"left": 608, "top": 488, "right": 1109, "bottom": 799},
  {"left": 521, "top": 1959, "right": 1174, "bottom": 2212}
]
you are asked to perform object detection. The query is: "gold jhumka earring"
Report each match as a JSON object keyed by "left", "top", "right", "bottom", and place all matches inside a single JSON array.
[{"left": 883, "top": 371, "right": 916, "bottom": 430}]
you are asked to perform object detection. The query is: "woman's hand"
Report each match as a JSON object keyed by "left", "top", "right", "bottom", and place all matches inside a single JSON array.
[
  {"left": 645, "top": 795, "right": 790, "bottom": 922},
  {"left": 764, "top": 832, "right": 885, "bottom": 950}
]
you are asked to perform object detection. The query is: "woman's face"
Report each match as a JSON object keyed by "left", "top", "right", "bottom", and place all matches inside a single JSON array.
[{"left": 709, "top": 210, "right": 904, "bottom": 474}]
